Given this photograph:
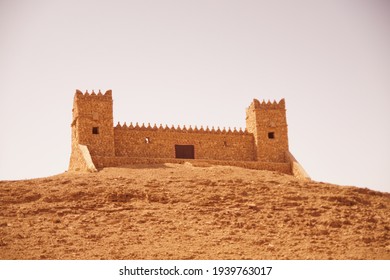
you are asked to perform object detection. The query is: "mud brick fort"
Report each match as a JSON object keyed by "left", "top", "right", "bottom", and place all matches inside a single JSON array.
[{"left": 69, "top": 89, "right": 309, "bottom": 179}]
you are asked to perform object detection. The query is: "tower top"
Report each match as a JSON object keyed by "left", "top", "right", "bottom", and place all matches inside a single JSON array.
[
  {"left": 74, "top": 89, "right": 112, "bottom": 100},
  {"left": 248, "top": 98, "right": 285, "bottom": 110}
]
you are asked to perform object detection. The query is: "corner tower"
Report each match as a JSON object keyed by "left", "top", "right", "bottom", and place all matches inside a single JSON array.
[
  {"left": 69, "top": 89, "right": 115, "bottom": 171},
  {"left": 246, "top": 99, "right": 289, "bottom": 162}
]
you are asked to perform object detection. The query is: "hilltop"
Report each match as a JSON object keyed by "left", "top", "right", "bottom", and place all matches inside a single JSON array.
[{"left": 0, "top": 163, "right": 389, "bottom": 259}]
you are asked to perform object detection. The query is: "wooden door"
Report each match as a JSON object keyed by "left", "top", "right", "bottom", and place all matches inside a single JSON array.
[{"left": 175, "top": 145, "right": 195, "bottom": 159}]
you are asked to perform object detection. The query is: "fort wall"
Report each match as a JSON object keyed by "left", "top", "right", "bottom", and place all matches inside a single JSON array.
[
  {"left": 113, "top": 123, "right": 255, "bottom": 161},
  {"left": 91, "top": 156, "right": 292, "bottom": 174},
  {"left": 69, "top": 89, "right": 309, "bottom": 179}
]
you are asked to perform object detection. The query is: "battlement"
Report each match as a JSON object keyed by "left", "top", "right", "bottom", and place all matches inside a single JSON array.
[
  {"left": 249, "top": 98, "right": 285, "bottom": 110},
  {"left": 115, "top": 122, "right": 248, "bottom": 134},
  {"left": 74, "top": 89, "right": 112, "bottom": 100},
  {"left": 69, "top": 89, "right": 308, "bottom": 179}
]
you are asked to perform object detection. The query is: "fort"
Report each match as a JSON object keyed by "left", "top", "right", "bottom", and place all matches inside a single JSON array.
[{"left": 68, "top": 89, "right": 309, "bottom": 179}]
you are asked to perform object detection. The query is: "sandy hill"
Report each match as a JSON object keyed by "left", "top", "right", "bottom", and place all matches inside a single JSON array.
[{"left": 0, "top": 163, "right": 389, "bottom": 260}]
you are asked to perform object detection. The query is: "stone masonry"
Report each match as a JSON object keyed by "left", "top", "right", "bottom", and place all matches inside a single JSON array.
[{"left": 68, "top": 89, "right": 310, "bottom": 179}]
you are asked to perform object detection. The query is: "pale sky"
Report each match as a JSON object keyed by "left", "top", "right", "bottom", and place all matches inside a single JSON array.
[{"left": 0, "top": 0, "right": 389, "bottom": 193}]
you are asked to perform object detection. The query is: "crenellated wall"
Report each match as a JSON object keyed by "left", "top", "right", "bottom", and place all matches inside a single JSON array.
[
  {"left": 69, "top": 89, "right": 309, "bottom": 179},
  {"left": 113, "top": 122, "right": 255, "bottom": 161}
]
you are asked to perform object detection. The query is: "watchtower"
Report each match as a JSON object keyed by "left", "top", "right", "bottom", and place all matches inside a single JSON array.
[
  {"left": 246, "top": 99, "right": 289, "bottom": 162},
  {"left": 67, "top": 90, "right": 310, "bottom": 179},
  {"left": 69, "top": 89, "right": 115, "bottom": 169}
]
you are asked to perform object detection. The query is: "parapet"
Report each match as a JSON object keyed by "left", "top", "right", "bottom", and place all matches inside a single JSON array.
[
  {"left": 74, "top": 89, "right": 112, "bottom": 100},
  {"left": 115, "top": 121, "right": 248, "bottom": 135},
  {"left": 248, "top": 98, "right": 285, "bottom": 110}
]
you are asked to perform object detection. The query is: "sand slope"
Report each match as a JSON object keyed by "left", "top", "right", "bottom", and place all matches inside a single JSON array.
[{"left": 1, "top": 163, "right": 389, "bottom": 259}]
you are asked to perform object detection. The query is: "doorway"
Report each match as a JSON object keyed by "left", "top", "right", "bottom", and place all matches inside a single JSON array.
[{"left": 175, "top": 145, "right": 195, "bottom": 159}]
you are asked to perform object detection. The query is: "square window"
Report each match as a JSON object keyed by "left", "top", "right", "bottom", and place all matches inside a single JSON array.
[
  {"left": 268, "top": 132, "right": 275, "bottom": 139},
  {"left": 92, "top": 127, "right": 99, "bottom": 134}
]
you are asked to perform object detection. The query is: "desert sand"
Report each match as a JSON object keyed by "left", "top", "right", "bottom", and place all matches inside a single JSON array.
[{"left": 1, "top": 163, "right": 389, "bottom": 260}]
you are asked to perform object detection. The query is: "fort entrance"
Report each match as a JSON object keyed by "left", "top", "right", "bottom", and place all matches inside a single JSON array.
[{"left": 175, "top": 145, "right": 195, "bottom": 159}]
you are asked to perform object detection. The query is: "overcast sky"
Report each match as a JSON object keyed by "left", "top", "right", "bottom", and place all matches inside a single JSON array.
[{"left": 0, "top": 0, "right": 389, "bottom": 193}]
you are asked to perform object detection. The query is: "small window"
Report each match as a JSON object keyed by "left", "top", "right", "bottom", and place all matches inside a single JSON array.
[
  {"left": 145, "top": 137, "right": 150, "bottom": 144},
  {"left": 223, "top": 141, "right": 228, "bottom": 147},
  {"left": 268, "top": 132, "right": 275, "bottom": 139},
  {"left": 92, "top": 127, "right": 99, "bottom": 134}
]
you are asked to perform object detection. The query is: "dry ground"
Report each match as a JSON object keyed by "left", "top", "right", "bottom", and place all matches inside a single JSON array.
[{"left": 1, "top": 163, "right": 389, "bottom": 259}]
